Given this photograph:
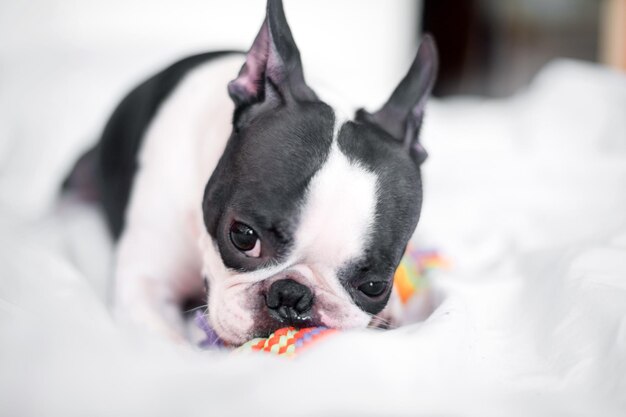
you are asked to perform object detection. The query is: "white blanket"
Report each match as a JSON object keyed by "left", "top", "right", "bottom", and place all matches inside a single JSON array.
[{"left": 1, "top": 60, "right": 625, "bottom": 416}]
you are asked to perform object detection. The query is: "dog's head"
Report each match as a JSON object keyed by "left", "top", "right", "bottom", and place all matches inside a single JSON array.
[{"left": 200, "top": 0, "right": 437, "bottom": 344}]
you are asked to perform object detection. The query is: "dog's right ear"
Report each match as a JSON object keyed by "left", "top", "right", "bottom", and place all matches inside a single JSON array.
[
  {"left": 228, "top": 0, "right": 316, "bottom": 108},
  {"left": 356, "top": 35, "right": 438, "bottom": 165}
]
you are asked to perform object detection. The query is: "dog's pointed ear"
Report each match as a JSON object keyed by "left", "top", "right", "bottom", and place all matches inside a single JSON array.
[
  {"left": 357, "top": 35, "right": 438, "bottom": 165},
  {"left": 228, "top": 0, "right": 316, "bottom": 107}
]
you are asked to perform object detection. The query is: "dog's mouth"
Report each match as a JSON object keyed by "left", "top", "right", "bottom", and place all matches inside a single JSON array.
[
  {"left": 238, "top": 279, "right": 324, "bottom": 340},
  {"left": 266, "top": 307, "right": 314, "bottom": 328},
  {"left": 249, "top": 309, "right": 324, "bottom": 340},
  {"left": 194, "top": 308, "right": 328, "bottom": 348}
]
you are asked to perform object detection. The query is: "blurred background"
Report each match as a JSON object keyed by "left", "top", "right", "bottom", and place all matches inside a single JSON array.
[
  {"left": 0, "top": 0, "right": 624, "bottom": 218},
  {"left": 424, "top": 0, "right": 625, "bottom": 96}
]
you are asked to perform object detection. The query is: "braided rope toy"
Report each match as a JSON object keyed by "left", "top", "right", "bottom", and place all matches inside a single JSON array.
[
  {"left": 197, "top": 245, "right": 448, "bottom": 356},
  {"left": 236, "top": 326, "right": 337, "bottom": 356}
]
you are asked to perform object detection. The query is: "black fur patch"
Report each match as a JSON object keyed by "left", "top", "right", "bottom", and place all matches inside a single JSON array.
[{"left": 202, "top": 100, "right": 335, "bottom": 271}]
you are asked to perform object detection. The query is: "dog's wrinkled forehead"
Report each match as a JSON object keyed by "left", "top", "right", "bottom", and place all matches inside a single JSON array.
[
  {"left": 202, "top": 103, "right": 422, "bottom": 275},
  {"left": 202, "top": 103, "right": 338, "bottom": 269},
  {"left": 203, "top": 0, "right": 436, "bottom": 284},
  {"left": 230, "top": 103, "right": 334, "bottom": 208}
]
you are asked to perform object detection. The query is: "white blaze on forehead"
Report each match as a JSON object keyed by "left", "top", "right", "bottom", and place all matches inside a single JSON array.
[{"left": 294, "top": 138, "right": 378, "bottom": 268}]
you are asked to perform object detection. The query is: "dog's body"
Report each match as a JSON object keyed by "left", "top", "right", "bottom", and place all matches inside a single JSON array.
[{"left": 68, "top": 0, "right": 437, "bottom": 344}]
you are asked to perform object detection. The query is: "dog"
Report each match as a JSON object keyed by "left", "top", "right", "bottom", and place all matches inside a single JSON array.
[{"left": 65, "top": 0, "right": 438, "bottom": 344}]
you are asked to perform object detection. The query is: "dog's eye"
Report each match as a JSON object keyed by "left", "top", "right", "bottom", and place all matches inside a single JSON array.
[
  {"left": 358, "top": 281, "right": 387, "bottom": 297},
  {"left": 229, "top": 222, "right": 261, "bottom": 257}
]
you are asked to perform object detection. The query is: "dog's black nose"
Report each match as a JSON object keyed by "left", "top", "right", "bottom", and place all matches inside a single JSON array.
[{"left": 266, "top": 279, "right": 313, "bottom": 323}]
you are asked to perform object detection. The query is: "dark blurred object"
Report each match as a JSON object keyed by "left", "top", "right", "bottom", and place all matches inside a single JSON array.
[
  {"left": 421, "top": 0, "right": 493, "bottom": 97},
  {"left": 422, "top": 0, "right": 602, "bottom": 97}
]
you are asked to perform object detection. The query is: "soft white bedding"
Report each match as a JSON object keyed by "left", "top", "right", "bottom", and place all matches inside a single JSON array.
[{"left": 1, "top": 60, "right": 625, "bottom": 416}]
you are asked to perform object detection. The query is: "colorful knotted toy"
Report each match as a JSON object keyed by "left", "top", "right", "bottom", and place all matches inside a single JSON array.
[
  {"left": 236, "top": 326, "right": 337, "bottom": 356},
  {"left": 196, "top": 245, "right": 447, "bottom": 356}
]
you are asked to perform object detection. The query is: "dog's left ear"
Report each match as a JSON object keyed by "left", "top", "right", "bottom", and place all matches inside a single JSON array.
[
  {"left": 228, "top": 0, "right": 316, "bottom": 107},
  {"left": 356, "top": 35, "right": 438, "bottom": 165}
]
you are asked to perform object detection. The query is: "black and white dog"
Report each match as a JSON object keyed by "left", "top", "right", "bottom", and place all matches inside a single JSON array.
[{"left": 67, "top": 0, "right": 437, "bottom": 344}]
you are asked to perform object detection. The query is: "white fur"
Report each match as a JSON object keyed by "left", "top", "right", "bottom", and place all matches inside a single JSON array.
[
  {"left": 293, "top": 141, "right": 377, "bottom": 267},
  {"left": 114, "top": 55, "right": 245, "bottom": 340},
  {"left": 115, "top": 55, "right": 381, "bottom": 344},
  {"left": 289, "top": 139, "right": 379, "bottom": 329}
]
